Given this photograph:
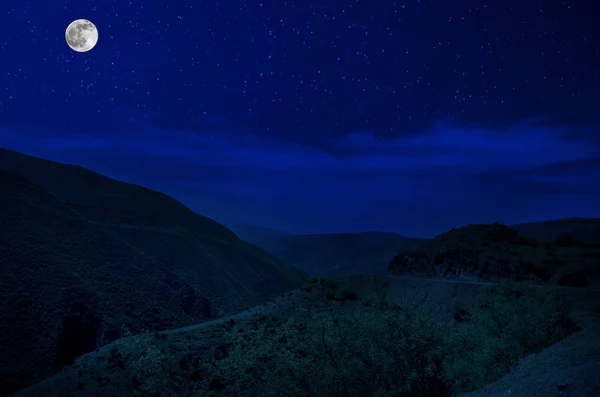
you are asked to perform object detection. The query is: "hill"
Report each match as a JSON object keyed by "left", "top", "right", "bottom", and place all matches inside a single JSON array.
[
  {"left": 0, "top": 148, "right": 306, "bottom": 395},
  {"left": 229, "top": 224, "right": 291, "bottom": 245},
  {"left": 247, "top": 231, "right": 428, "bottom": 275},
  {"left": 388, "top": 222, "right": 600, "bottom": 286},
  {"left": 12, "top": 274, "right": 600, "bottom": 397},
  {"left": 511, "top": 217, "right": 600, "bottom": 243}
]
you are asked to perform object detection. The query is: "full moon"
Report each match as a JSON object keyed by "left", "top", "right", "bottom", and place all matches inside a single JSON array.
[{"left": 65, "top": 19, "right": 98, "bottom": 52}]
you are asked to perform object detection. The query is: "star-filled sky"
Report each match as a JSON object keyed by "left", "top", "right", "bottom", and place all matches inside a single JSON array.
[{"left": 0, "top": 0, "right": 599, "bottom": 237}]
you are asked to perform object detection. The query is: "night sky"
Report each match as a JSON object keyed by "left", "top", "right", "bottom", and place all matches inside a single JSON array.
[{"left": 0, "top": 0, "right": 599, "bottom": 237}]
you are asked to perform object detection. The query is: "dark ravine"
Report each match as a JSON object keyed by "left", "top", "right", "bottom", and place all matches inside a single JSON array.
[
  {"left": 232, "top": 218, "right": 600, "bottom": 279},
  {"left": 232, "top": 229, "right": 428, "bottom": 275},
  {"left": 0, "top": 149, "right": 306, "bottom": 396}
]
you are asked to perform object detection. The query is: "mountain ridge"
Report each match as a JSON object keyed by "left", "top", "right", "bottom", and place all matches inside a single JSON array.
[
  {"left": 511, "top": 217, "right": 600, "bottom": 242},
  {"left": 389, "top": 222, "right": 600, "bottom": 286},
  {"left": 237, "top": 230, "right": 427, "bottom": 275},
  {"left": 0, "top": 148, "right": 306, "bottom": 395}
]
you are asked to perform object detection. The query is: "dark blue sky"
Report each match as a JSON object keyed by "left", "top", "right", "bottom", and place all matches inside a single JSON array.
[{"left": 0, "top": 0, "right": 599, "bottom": 236}]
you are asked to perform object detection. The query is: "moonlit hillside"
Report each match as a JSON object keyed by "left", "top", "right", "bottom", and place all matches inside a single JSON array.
[{"left": 1, "top": 0, "right": 600, "bottom": 396}]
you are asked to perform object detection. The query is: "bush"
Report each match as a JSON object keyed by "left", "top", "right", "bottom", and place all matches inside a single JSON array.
[
  {"left": 126, "top": 332, "right": 187, "bottom": 397},
  {"left": 444, "top": 279, "right": 580, "bottom": 393},
  {"left": 483, "top": 280, "right": 578, "bottom": 352},
  {"left": 325, "top": 280, "right": 338, "bottom": 290},
  {"left": 199, "top": 293, "right": 451, "bottom": 397},
  {"left": 131, "top": 280, "right": 579, "bottom": 397},
  {"left": 341, "top": 288, "right": 358, "bottom": 300},
  {"left": 553, "top": 234, "right": 578, "bottom": 246}
]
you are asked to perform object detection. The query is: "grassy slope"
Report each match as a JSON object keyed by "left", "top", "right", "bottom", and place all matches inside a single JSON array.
[
  {"left": 9, "top": 275, "right": 492, "bottom": 397},
  {"left": 389, "top": 223, "right": 600, "bottom": 286},
  {"left": 457, "top": 300, "right": 600, "bottom": 397},
  {"left": 0, "top": 149, "right": 306, "bottom": 395},
  {"left": 244, "top": 231, "right": 428, "bottom": 275},
  {"left": 13, "top": 274, "right": 600, "bottom": 397}
]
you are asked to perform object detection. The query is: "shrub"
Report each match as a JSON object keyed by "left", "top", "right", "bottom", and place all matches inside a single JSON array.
[
  {"left": 451, "top": 299, "right": 471, "bottom": 323},
  {"left": 129, "top": 280, "right": 579, "bottom": 397},
  {"left": 325, "top": 280, "right": 338, "bottom": 290},
  {"left": 553, "top": 234, "right": 578, "bottom": 246},
  {"left": 198, "top": 292, "right": 451, "bottom": 397},
  {"left": 444, "top": 279, "right": 579, "bottom": 393},
  {"left": 341, "top": 288, "right": 358, "bottom": 300},
  {"left": 125, "top": 332, "right": 187, "bottom": 397}
]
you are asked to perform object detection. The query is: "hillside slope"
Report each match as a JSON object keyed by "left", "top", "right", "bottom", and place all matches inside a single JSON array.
[
  {"left": 251, "top": 231, "right": 427, "bottom": 275},
  {"left": 13, "top": 274, "right": 600, "bottom": 397},
  {"left": 0, "top": 149, "right": 306, "bottom": 395},
  {"left": 389, "top": 222, "right": 600, "bottom": 286},
  {"left": 229, "top": 224, "right": 291, "bottom": 245}
]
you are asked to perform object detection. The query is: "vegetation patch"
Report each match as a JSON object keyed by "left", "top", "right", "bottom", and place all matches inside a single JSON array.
[
  {"left": 389, "top": 223, "right": 600, "bottom": 286},
  {"left": 121, "top": 279, "right": 579, "bottom": 397}
]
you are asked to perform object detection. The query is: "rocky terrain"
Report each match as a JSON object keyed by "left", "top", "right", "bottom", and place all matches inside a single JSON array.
[
  {"left": 12, "top": 274, "right": 600, "bottom": 397},
  {"left": 389, "top": 222, "right": 600, "bottom": 286}
]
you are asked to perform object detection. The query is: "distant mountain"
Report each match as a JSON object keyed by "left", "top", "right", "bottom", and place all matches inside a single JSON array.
[
  {"left": 511, "top": 217, "right": 600, "bottom": 242},
  {"left": 229, "top": 224, "right": 291, "bottom": 245},
  {"left": 0, "top": 148, "right": 306, "bottom": 395},
  {"left": 389, "top": 222, "right": 600, "bottom": 286},
  {"left": 250, "top": 231, "right": 428, "bottom": 275}
]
